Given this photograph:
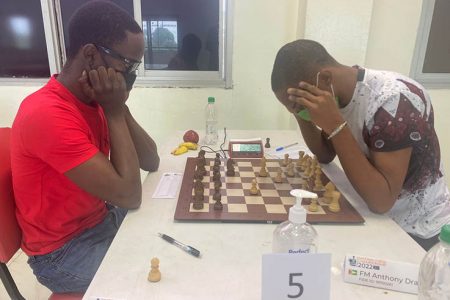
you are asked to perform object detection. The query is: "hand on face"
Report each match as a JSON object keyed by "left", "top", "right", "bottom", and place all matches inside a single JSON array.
[
  {"left": 287, "top": 81, "right": 344, "bottom": 134},
  {"left": 78, "top": 66, "right": 128, "bottom": 114}
]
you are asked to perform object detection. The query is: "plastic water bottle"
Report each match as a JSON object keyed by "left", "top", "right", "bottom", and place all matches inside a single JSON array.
[
  {"left": 205, "top": 96, "right": 218, "bottom": 145},
  {"left": 273, "top": 189, "right": 318, "bottom": 254},
  {"left": 418, "top": 224, "right": 450, "bottom": 299}
]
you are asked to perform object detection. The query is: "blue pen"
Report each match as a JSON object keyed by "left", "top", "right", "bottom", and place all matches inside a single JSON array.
[{"left": 275, "top": 142, "right": 299, "bottom": 152}]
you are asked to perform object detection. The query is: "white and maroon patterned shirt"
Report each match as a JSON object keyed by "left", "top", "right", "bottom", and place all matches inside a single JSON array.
[{"left": 340, "top": 68, "right": 450, "bottom": 239}]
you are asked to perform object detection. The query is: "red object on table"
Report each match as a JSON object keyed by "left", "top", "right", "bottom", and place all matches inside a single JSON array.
[{"left": 183, "top": 130, "right": 199, "bottom": 143}]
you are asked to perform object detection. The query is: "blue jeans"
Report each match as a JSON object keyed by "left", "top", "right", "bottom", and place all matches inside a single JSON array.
[{"left": 27, "top": 207, "right": 127, "bottom": 293}]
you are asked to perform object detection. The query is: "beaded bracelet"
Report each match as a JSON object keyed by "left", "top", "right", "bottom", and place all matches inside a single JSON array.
[{"left": 327, "top": 121, "right": 347, "bottom": 140}]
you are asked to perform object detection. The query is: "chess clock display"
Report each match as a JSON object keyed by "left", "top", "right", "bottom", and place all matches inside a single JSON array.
[{"left": 228, "top": 139, "right": 264, "bottom": 158}]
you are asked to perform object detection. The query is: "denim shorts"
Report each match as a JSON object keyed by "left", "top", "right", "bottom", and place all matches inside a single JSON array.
[{"left": 27, "top": 207, "right": 127, "bottom": 293}]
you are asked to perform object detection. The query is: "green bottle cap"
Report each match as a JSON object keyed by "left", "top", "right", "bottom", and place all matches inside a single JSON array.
[
  {"left": 440, "top": 224, "right": 450, "bottom": 244},
  {"left": 208, "top": 97, "right": 215, "bottom": 103}
]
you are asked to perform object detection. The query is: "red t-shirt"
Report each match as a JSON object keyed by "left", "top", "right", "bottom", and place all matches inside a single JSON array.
[{"left": 11, "top": 76, "right": 109, "bottom": 255}]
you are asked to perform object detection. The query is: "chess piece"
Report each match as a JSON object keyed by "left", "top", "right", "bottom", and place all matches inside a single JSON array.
[
  {"left": 328, "top": 191, "right": 341, "bottom": 212},
  {"left": 212, "top": 171, "right": 221, "bottom": 182},
  {"left": 250, "top": 179, "right": 259, "bottom": 195},
  {"left": 301, "top": 180, "right": 309, "bottom": 190},
  {"left": 214, "top": 179, "right": 222, "bottom": 189},
  {"left": 214, "top": 153, "right": 221, "bottom": 166},
  {"left": 148, "top": 257, "right": 161, "bottom": 282},
  {"left": 300, "top": 155, "right": 310, "bottom": 171},
  {"left": 259, "top": 157, "right": 268, "bottom": 177},
  {"left": 214, "top": 198, "right": 223, "bottom": 210},
  {"left": 282, "top": 153, "right": 289, "bottom": 166},
  {"left": 192, "top": 179, "right": 204, "bottom": 209},
  {"left": 213, "top": 165, "right": 220, "bottom": 173},
  {"left": 259, "top": 166, "right": 268, "bottom": 177},
  {"left": 303, "top": 163, "right": 313, "bottom": 179},
  {"left": 213, "top": 189, "right": 221, "bottom": 201},
  {"left": 194, "top": 168, "right": 204, "bottom": 181},
  {"left": 192, "top": 197, "right": 204, "bottom": 210},
  {"left": 323, "top": 182, "right": 336, "bottom": 204},
  {"left": 274, "top": 169, "right": 283, "bottom": 183},
  {"left": 198, "top": 149, "right": 206, "bottom": 166},
  {"left": 313, "top": 168, "right": 325, "bottom": 192},
  {"left": 226, "top": 159, "right": 235, "bottom": 176},
  {"left": 265, "top": 138, "right": 271, "bottom": 148},
  {"left": 287, "top": 163, "right": 295, "bottom": 177},
  {"left": 213, "top": 188, "right": 223, "bottom": 210},
  {"left": 194, "top": 179, "right": 203, "bottom": 191},
  {"left": 296, "top": 151, "right": 305, "bottom": 167},
  {"left": 308, "top": 198, "right": 319, "bottom": 212},
  {"left": 196, "top": 158, "right": 207, "bottom": 176}
]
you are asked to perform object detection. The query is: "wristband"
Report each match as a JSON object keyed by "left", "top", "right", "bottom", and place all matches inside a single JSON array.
[{"left": 327, "top": 121, "right": 347, "bottom": 140}]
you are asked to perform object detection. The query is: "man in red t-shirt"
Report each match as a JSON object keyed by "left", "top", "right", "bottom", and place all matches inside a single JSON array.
[{"left": 11, "top": 1, "right": 159, "bottom": 293}]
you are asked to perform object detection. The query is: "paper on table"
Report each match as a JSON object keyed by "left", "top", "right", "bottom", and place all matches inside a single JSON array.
[
  {"left": 265, "top": 144, "right": 311, "bottom": 159},
  {"left": 152, "top": 172, "right": 183, "bottom": 199}
]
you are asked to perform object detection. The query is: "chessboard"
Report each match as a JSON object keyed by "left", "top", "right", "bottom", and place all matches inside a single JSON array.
[{"left": 174, "top": 156, "right": 365, "bottom": 224}]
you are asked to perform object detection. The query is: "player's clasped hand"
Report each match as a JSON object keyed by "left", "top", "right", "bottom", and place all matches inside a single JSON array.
[
  {"left": 287, "top": 82, "right": 345, "bottom": 135},
  {"left": 78, "top": 66, "right": 128, "bottom": 114}
]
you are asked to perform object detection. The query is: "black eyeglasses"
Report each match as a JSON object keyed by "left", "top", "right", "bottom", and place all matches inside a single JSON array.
[{"left": 96, "top": 45, "right": 141, "bottom": 73}]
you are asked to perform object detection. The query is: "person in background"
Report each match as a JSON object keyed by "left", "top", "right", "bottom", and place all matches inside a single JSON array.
[
  {"left": 11, "top": 0, "right": 159, "bottom": 293},
  {"left": 168, "top": 33, "right": 202, "bottom": 70},
  {"left": 271, "top": 39, "right": 450, "bottom": 251}
]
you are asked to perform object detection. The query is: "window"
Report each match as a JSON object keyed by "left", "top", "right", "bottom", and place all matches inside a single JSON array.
[
  {"left": 58, "top": 0, "right": 134, "bottom": 60},
  {"left": 411, "top": 0, "right": 450, "bottom": 88},
  {"left": 143, "top": 19, "right": 179, "bottom": 69},
  {"left": 138, "top": 0, "right": 230, "bottom": 87},
  {"left": 1, "top": 0, "right": 232, "bottom": 88},
  {"left": 0, "top": 0, "right": 50, "bottom": 78}
]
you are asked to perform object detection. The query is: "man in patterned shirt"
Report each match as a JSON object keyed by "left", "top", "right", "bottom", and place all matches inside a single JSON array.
[{"left": 271, "top": 39, "right": 450, "bottom": 250}]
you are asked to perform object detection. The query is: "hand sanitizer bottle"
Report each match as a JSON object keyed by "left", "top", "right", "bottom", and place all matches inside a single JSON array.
[{"left": 272, "top": 189, "right": 318, "bottom": 254}]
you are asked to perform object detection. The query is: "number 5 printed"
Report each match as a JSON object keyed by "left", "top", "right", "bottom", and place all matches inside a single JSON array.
[{"left": 288, "top": 273, "right": 304, "bottom": 298}]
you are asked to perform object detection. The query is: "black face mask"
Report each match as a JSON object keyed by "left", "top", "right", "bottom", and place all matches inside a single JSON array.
[{"left": 123, "top": 72, "right": 137, "bottom": 91}]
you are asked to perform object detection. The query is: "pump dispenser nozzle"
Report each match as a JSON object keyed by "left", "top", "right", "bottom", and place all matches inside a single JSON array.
[{"left": 289, "top": 189, "right": 318, "bottom": 223}]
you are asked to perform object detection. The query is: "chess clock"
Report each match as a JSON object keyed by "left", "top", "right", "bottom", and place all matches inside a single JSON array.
[{"left": 228, "top": 139, "right": 264, "bottom": 159}]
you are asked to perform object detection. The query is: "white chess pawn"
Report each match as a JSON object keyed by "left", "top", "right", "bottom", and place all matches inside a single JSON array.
[
  {"left": 274, "top": 169, "right": 283, "bottom": 183},
  {"left": 308, "top": 198, "right": 319, "bottom": 212},
  {"left": 148, "top": 257, "right": 161, "bottom": 282},
  {"left": 250, "top": 179, "right": 259, "bottom": 195},
  {"left": 329, "top": 191, "right": 341, "bottom": 213},
  {"left": 287, "top": 163, "right": 295, "bottom": 177}
]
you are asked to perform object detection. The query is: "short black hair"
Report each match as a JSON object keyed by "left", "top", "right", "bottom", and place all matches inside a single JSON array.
[
  {"left": 67, "top": 0, "right": 142, "bottom": 59},
  {"left": 271, "top": 39, "right": 338, "bottom": 92}
]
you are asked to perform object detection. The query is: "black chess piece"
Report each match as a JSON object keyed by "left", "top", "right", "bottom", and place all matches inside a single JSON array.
[
  {"left": 265, "top": 138, "right": 271, "bottom": 148},
  {"left": 213, "top": 189, "right": 221, "bottom": 201},
  {"left": 226, "top": 159, "right": 235, "bottom": 176},
  {"left": 212, "top": 172, "right": 221, "bottom": 182}
]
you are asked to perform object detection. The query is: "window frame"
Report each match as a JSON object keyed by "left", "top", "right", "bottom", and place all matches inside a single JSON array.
[
  {"left": 410, "top": 0, "right": 450, "bottom": 88},
  {"left": 0, "top": 0, "right": 233, "bottom": 88}
]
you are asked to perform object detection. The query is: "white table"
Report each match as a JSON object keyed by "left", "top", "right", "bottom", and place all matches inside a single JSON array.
[{"left": 83, "top": 130, "right": 425, "bottom": 300}]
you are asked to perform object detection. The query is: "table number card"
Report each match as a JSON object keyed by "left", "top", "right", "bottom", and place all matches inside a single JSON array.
[{"left": 262, "top": 253, "right": 331, "bottom": 300}]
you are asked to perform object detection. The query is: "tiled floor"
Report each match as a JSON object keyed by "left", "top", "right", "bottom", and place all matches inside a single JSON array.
[{"left": 0, "top": 249, "right": 52, "bottom": 300}]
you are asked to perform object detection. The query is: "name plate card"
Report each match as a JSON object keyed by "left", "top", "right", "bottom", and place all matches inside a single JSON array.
[
  {"left": 262, "top": 253, "right": 331, "bottom": 300},
  {"left": 343, "top": 254, "right": 419, "bottom": 294}
]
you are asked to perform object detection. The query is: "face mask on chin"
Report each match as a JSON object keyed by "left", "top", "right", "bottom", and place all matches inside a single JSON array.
[
  {"left": 297, "top": 71, "right": 338, "bottom": 122},
  {"left": 123, "top": 72, "right": 137, "bottom": 91}
]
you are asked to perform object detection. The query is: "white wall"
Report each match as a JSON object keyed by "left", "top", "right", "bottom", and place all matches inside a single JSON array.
[{"left": 0, "top": 0, "right": 449, "bottom": 183}]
